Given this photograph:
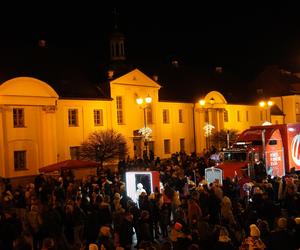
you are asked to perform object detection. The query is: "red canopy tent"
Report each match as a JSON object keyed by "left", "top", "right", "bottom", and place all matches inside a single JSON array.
[{"left": 39, "top": 160, "right": 99, "bottom": 173}]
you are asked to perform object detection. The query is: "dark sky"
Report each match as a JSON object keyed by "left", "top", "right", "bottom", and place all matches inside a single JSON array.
[{"left": 1, "top": 3, "right": 300, "bottom": 77}]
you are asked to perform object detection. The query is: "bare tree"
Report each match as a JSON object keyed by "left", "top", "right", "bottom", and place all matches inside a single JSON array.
[{"left": 80, "top": 129, "right": 128, "bottom": 168}]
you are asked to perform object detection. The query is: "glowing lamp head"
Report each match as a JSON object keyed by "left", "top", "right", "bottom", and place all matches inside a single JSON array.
[
  {"left": 145, "top": 96, "right": 152, "bottom": 104},
  {"left": 259, "top": 101, "right": 266, "bottom": 107},
  {"left": 199, "top": 99, "right": 205, "bottom": 106},
  {"left": 136, "top": 98, "right": 143, "bottom": 105},
  {"left": 267, "top": 100, "right": 273, "bottom": 107}
]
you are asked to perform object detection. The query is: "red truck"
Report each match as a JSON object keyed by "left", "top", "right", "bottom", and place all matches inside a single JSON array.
[{"left": 218, "top": 123, "right": 300, "bottom": 179}]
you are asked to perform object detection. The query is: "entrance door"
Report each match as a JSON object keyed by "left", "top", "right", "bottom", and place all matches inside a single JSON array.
[
  {"left": 148, "top": 141, "right": 155, "bottom": 160},
  {"left": 133, "top": 138, "right": 142, "bottom": 158}
]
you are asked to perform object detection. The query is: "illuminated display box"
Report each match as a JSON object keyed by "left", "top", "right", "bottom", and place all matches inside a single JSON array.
[{"left": 125, "top": 171, "right": 160, "bottom": 203}]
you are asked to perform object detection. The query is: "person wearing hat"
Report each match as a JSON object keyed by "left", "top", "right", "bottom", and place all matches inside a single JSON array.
[
  {"left": 169, "top": 222, "right": 184, "bottom": 243},
  {"left": 213, "top": 226, "right": 234, "bottom": 250},
  {"left": 239, "top": 224, "right": 266, "bottom": 249},
  {"left": 89, "top": 243, "right": 98, "bottom": 250}
]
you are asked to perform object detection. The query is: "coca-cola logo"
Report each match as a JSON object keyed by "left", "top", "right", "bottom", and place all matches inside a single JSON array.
[{"left": 291, "top": 134, "right": 300, "bottom": 166}]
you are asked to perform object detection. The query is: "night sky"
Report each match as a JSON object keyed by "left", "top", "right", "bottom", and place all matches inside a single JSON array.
[{"left": 0, "top": 3, "right": 300, "bottom": 81}]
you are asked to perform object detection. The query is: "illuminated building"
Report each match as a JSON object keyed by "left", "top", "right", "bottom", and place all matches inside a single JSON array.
[{"left": 0, "top": 32, "right": 299, "bottom": 179}]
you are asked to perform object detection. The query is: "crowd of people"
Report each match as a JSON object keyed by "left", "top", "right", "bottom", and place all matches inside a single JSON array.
[{"left": 0, "top": 151, "right": 300, "bottom": 250}]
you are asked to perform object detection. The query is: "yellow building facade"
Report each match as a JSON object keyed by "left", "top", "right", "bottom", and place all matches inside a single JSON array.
[{"left": 0, "top": 69, "right": 285, "bottom": 178}]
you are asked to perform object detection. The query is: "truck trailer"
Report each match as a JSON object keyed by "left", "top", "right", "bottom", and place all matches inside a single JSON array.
[{"left": 219, "top": 123, "right": 300, "bottom": 179}]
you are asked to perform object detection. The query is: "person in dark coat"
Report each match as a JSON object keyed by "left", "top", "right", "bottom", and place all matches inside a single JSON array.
[
  {"left": 266, "top": 217, "right": 296, "bottom": 250},
  {"left": 97, "top": 225, "right": 114, "bottom": 250},
  {"left": 119, "top": 212, "right": 134, "bottom": 250},
  {"left": 0, "top": 209, "right": 22, "bottom": 250},
  {"left": 138, "top": 210, "right": 153, "bottom": 245},
  {"left": 293, "top": 217, "right": 300, "bottom": 249},
  {"left": 254, "top": 159, "right": 267, "bottom": 183}
]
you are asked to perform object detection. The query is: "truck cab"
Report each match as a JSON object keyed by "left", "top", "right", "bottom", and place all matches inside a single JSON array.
[
  {"left": 219, "top": 143, "right": 263, "bottom": 179},
  {"left": 219, "top": 125, "right": 287, "bottom": 179}
]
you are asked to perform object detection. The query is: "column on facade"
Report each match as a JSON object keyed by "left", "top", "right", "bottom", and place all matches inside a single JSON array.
[
  {"left": 218, "top": 108, "right": 225, "bottom": 131},
  {"left": 194, "top": 107, "right": 207, "bottom": 155},
  {"left": 40, "top": 105, "right": 58, "bottom": 168},
  {"left": 0, "top": 106, "right": 8, "bottom": 177}
]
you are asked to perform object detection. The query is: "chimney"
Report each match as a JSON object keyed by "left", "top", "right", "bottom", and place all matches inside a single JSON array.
[
  {"left": 152, "top": 75, "right": 158, "bottom": 81},
  {"left": 172, "top": 60, "right": 179, "bottom": 67}
]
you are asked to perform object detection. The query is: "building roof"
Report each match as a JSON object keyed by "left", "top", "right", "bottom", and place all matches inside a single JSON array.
[
  {"left": 1, "top": 38, "right": 299, "bottom": 105},
  {"left": 140, "top": 62, "right": 256, "bottom": 104},
  {"left": 251, "top": 65, "right": 300, "bottom": 97},
  {"left": 0, "top": 45, "right": 110, "bottom": 100}
]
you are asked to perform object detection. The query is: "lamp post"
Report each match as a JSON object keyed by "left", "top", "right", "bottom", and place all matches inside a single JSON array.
[
  {"left": 259, "top": 100, "right": 273, "bottom": 174},
  {"left": 259, "top": 100, "right": 273, "bottom": 123},
  {"left": 136, "top": 95, "right": 152, "bottom": 159},
  {"left": 199, "top": 98, "right": 215, "bottom": 151}
]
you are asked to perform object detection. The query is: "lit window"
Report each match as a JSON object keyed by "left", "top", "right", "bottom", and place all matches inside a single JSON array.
[
  {"left": 68, "top": 109, "right": 78, "bottom": 127},
  {"left": 14, "top": 151, "right": 26, "bottom": 170},
  {"left": 70, "top": 146, "right": 80, "bottom": 160},
  {"left": 164, "top": 139, "right": 171, "bottom": 154},
  {"left": 179, "top": 109, "right": 183, "bottom": 123},
  {"left": 224, "top": 109, "right": 228, "bottom": 122},
  {"left": 94, "top": 109, "right": 103, "bottom": 126},
  {"left": 116, "top": 96, "right": 123, "bottom": 124},
  {"left": 163, "top": 109, "right": 169, "bottom": 124},
  {"left": 13, "top": 108, "right": 25, "bottom": 128}
]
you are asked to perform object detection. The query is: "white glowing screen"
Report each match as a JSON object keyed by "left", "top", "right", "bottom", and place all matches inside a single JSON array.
[{"left": 125, "top": 171, "right": 153, "bottom": 203}]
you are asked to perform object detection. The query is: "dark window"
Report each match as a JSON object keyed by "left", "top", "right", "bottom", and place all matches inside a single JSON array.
[
  {"left": 179, "top": 109, "right": 183, "bottom": 123},
  {"left": 14, "top": 151, "right": 26, "bottom": 170},
  {"left": 163, "top": 110, "right": 169, "bottom": 124},
  {"left": 70, "top": 146, "right": 80, "bottom": 160},
  {"left": 180, "top": 138, "right": 185, "bottom": 151},
  {"left": 224, "top": 110, "right": 228, "bottom": 122},
  {"left": 94, "top": 109, "right": 103, "bottom": 126},
  {"left": 164, "top": 139, "right": 171, "bottom": 154},
  {"left": 269, "top": 140, "right": 277, "bottom": 145},
  {"left": 116, "top": 96, "right": 123, "bottom": 124},
  {"left": 68, "top": 109, "right": 78, "bottom": 127},
  {"left": 223, "top": 151, "right": 247, "bottom": 161},
  {"left": 146, "top": 106, "right": 153, "bottom": 124},
  {"left": 13, "top": 108, "right": 25, "bottom": 128}
]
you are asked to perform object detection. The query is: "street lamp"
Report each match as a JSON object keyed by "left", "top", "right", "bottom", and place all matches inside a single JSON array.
[
  {"left": 136, "top": 95, "right": 152, "bottom": 159},
  {"left": 259, "top": 100, "right": 273, "bottom": 123}
]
